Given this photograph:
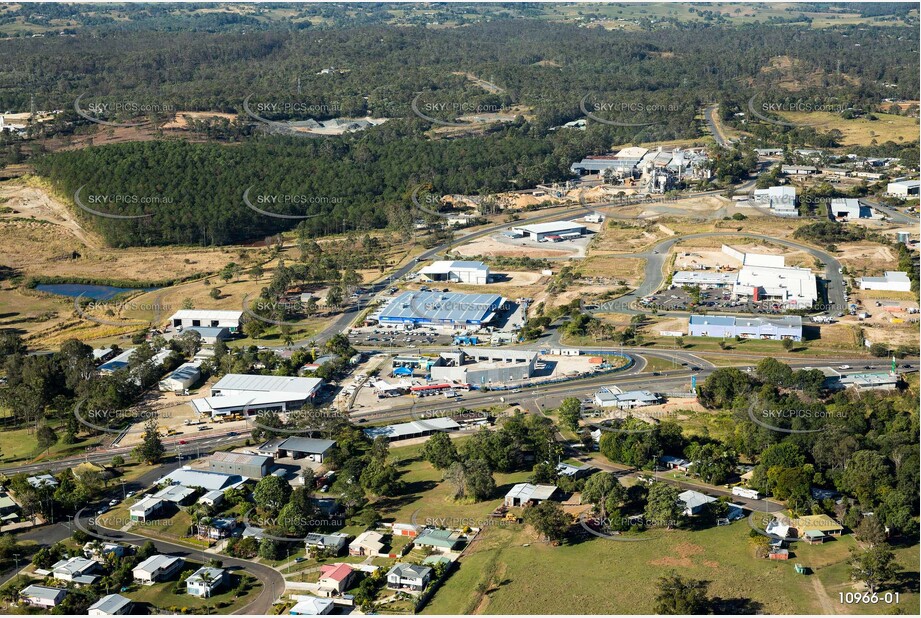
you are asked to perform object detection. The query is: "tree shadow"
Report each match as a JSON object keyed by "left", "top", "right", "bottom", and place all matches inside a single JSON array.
[{"left": 711, "top": 597, "right": 764, "bottom": 614}]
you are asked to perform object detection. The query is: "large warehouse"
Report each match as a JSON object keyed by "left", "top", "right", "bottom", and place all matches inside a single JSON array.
[
  {"left": 753, "top": 185, "right": 798, "bottom": 216},
  {"left": 376, "top": 291, "right": 504, "bottom": 330},
  {"left": 688, "top": 314, "right": 802, "bottom": 341},
  {"left": 733, "top": 264, "right": 818, "bottom": 307},
  {"left": 207, "top": 452, "right": 273, "bottom": 479},
  {"left": 859, "top": 271, "right": 912, "bottom": 292},
  {"left": 168, "top": 309, "right": 243, "bottom": 333},
  {"left": 429, "top": 348, "right": 538, "bottom": 384},
  {"left": 829, "top": 198, "right": 871, "bottom": 221},
  {"left": 886, "top": 179, "right": 920, "bottom": 199},
  {"left": 191, "top": 374, "right": 324, "bottom": 418},
  {"left": 511, "top": 220, "right": 586, "bottom": 241},
  {"left": 418, "top": 260, "right": 490, "bottom": 285}
]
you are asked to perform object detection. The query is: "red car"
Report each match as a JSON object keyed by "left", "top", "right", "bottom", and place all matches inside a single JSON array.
[{"left": 178, "top": 440, "right": 187, "bottom": 445}]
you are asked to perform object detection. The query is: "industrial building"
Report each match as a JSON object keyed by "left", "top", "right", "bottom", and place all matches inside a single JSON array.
[
  {"left": 429, "top": 348, "right": 538, "bottom": 384},
  {"left": 753, "top": 185, "right": 798, "bottom": 216},
  {"left": 376, "top": 291, "right": 505, "bottom": 330},
  {"left": 829, "top": 198, "right": 871, "bottom": 221},
  {"left": 207, "top": 451, "right": 273, "bottom": 478},
  {"left": 168, "top": 309, "right": 242, "bottom": 333},
  {"left": 504, "top": 483, "right": 559, "bottom": 507},
  {"left": 733, "top": 264, "right": 818, "bottom": 307},
  {"left": 510, "top": 220, "right": 586, "bottom": 241},
  {"left": 255, "top": 436, "right": 336, "bottom": 463},
  {"left": 159, "top": 468, "right": 247, "bottom": 491},
  {"left": 671, "top": 271, "right": 737, "bottom": 289},
  {"left": 158, "top": 362, "right": 201, "bottom": 393},
  {"left": 886, "top": 179, "right": 920, "bottom": 198},
  {"left": 364, "top": 417, "right": 460, "bottom": 442},
  {"left": 781, "top": 165, "right": 818, "bottom": 175},
  {"left": 418, "top": 260, "right": 490, "bottom": 285},
  {"left": 832, "top": 372, "right": 901, "bottom": 391},
  {"left": 688, "top": 314, "right": 803, "bottom": 341},
  {"left": 859, "top": 271, "right": 912, "bottom": 292},
  {"left": 191, "top": 374, "right": 324, "bottom": 418}
]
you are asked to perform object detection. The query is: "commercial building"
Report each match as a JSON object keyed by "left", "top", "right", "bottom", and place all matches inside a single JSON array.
[
  {"left": 593, "top": 388, "right": 661, "bottom": 410},
  {"left": 364, "top": 417, "right": 460, "bottom": 442},
  {"left": 886, "top": 179, "right": 920, "bottom": 198},
  {"left": 88, "top": 593, "right": 133, "bottom": 616},
  {"left": 133, "top": 555, "right": 185, "bottom": 584},
  {"left": 255, "top": 436, "right": 335, "bottom": 463},
  {"left": 733, "top": 264, "right": 818, "bottom": 307},
  {"left": 504, "top": 483, "right": 559, "bottom": 507},
  {"left": 376, "top": 291, "right": 505, "bottom": 330},
  {"left": 207, "top": 451, "right": 273, "bottom": 478},
  {"left": 671, "top": 271, "right": 737, "bottom": 289},
  {"left": 753, "top": 185, "right": 798, "bottom": 216},
  {"left": 168, "top": 309, "right": 242, "bottom": 333},
  {"left": 186, "top": 567, "right": 228, "bottom": 598},
  {"left": 829, "top": 198, "right": 870, "bottom": 221},
  {"left": 419, "top": 260, "right": 490, "bottom": 285},
  {"left": 158, "top": 362, "right": 201, "bottom": 393},
  {"left": 429, "top": 348, "right": 538, "bottom": 384},
  {"left": 159, "top": 468, "right": 247, "bottom": 491},
  {"left": 781, "top": 165, "right": 818, "bottom": 175},
  {"left": 836, "top": 372, "right": 901, "bottom": 391},
  {"left": 688, "top": 314, "right": 803, "bottom": 341},
  {"left": 191, "top": 374, "right": 324, "bottom": 418},
  {"left": 511, "top": 220, "right": 586, "bottom": 241},
  {"left": 183, "top": 326, "right": 230, "bottom": 345},
  {"left": 859, "top": 271, "right": 912, "bottom": 292}
]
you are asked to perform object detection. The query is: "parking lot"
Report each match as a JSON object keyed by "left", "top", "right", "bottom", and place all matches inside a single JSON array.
[{"left": 642, "top": 286, "right": 818, "bottom": 315}]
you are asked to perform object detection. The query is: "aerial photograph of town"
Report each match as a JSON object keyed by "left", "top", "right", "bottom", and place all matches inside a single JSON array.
[{"left": 0, "top": 1, "right": 917, "bottom": 616}]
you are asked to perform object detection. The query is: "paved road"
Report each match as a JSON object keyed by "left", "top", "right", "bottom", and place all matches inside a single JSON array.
[
  {"left": 590, "top": 231, "right": 846, "bottom": 316},
  {"left": 704, "top": 104, "right": 731, "bottom": 147},
  {"left": 860, "top": 196, "right": 918, "bottom": 225}
]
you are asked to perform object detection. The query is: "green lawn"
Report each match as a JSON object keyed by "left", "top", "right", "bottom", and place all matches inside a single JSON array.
[
  {"left": 0, "top": 423, "right": 103, "bottom": 465},
  {"left": 424, "top": 518, "right": 919, "bottom": 615},
  {"left": 123, "top": 561, "right": 261, "bottom": 613}
]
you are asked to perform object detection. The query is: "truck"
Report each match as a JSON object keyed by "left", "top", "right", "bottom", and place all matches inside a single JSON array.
[{"left": 732, "top": 486, "right": 760, "bottom": 500}]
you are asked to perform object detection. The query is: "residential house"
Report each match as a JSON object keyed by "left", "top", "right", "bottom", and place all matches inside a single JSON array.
[
  {"left": 88, "top": 594, "right": 133, "bottom": 616},
  {"left": 392, "top": 523, "right": 421, "bottom": 537},
  {"left": 386, "top": 563, "right": 433, "bottom": 592},
  {"left": 678, "top": 490, "right": 716, "bottom": 516},
  {"left": 289, "top": 595, "right": 334, "bottom": 615},
  {"left": 317, "top": 563, "right": 354, "bottom": 596},
  {"left": 130, "top": 497, "right": 164, "bottom": 522},
  {"left": 82, "top": 542, "right": 128, "bottom": 560},
  {"left": 133, "top": 554, "right": 185, "bottom": 584},
  {"left": 50, "top": 556, "right": 100, "bottom": 585},
  {"left": 413, "top": 528, "right": 462, "bottom": 551},
  {"left": 304, "top": 532, "right": 350, "bottom": 557},
  {"left": 19, "top": 585, "right": 66, "bottom": 608},
  {"left": 186, "top": 566, "right": 228, "bottom": 598},
  {"left": 26, "top": 474, "right": 58, "bottom": 489},
  {"left": 349, "top": 530, "right": 385, "bottom": 556}
]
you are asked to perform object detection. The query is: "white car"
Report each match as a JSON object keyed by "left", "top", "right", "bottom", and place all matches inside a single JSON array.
[{"left": 838, "top": 365, "right": 851, "bottom": 370}]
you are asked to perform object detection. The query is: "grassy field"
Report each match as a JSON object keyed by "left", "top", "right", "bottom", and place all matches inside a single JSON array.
[
  {"left": 122, "top": 561, "right": 261, "bottom": 613},
  {"left": 424, "top": 516, "right": 919, "bottom": 615},
  {"left": 775, "top": 111, "right": 919, "bottom": 147}
]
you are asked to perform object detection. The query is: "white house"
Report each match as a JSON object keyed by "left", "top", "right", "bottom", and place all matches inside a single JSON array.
[
  {"left": 133, "top": 554, "right": 185, "bottom": 584},
  {"left": 130, "top": 497, "right": 164, "bottom": 522},
  {"left": 859, "top": 271, "right": 912, "bottom": 292},
  {"left": 349, "top": 530, "right": 385, "bottom": 556},
  {"left": 19, "top": 585, "right": 66, "bottom": 608},
  {"left": 83, "top": 542, "right": 128, "bottom": 559},
  {"left": 289, "top": 596, "right": 334, "bottom": 615},
  {"left": 186, "top": 566, "right": 228, "bottom": 598},
  {"left": 386, "top": 563, "right": 433, "bottom": 592},
  {"left": 50, "top": 556, "right": 100, "bottom": 584},
  {"left": 88, "top": 593, "right": 133, "bottom": 616},
  {"left": 418, "top": 260, "right": 490, "bottom": 285},
  {"left": 168, "top": 309, "right": 242, "bottom": 333},
  {"left": 678, "top": 490, "right": 717, "bottom": 516}
]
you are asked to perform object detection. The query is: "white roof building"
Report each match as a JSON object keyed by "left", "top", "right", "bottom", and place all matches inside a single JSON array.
[
  {"left": 593, "top": 388, "right": 661, "bottom": 409},
  {"left": 19, "top": 584, "right": 66, "bottom": 607},
  {"left": 734, "top": 264, "right": 818, "bottom": 306},
  {"left": 672, "top": 271, "right": 737, "bottom": 288},
  {"left": 753, "top": 185, "right": 797, "bottom": 216},
  {"left": 290, "top": 596, "right": 335, "bottom": 615},
  {"left": 88, "top": 593, "right": 133, "bottom": 615},
  {"left": 419, "top": 260, "right": 490, "bottom": 285},
  {"left": 133, "top": 554, "right": 185, "bottom": 583},
  {"left": 349, "top": 530, "right": 385, "bottom": 556},
  {"left": 159, "top": 361, "right": 201, "bottom": 393},
  {"left": 192, "top": 373, "right": 324, "bottom": 418},
  {"left": 830, "top": 198, "right": 870, "bottom": 220},
  {"left": 504, "top": 483, "right": 558, "bottom": 507},
  {"left": 678, "top": 490, "right": 717, "bottom": 516},
  {"left": 886, "top": 179, "right": 920, "bottom": 198},
  {"left": 511, "top": 220, "right": 586, "bottom": 240},
  {"left": 168, "top": 309, "right": 243, "bottom": 332},
  {"left": 859, "top": 271, "right": 911, "bottom": 292}
]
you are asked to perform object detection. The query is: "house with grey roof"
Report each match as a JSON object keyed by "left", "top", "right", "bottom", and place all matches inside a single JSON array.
[
  {"left": 386, "top": 563, "right": 433, "bottom": 592},
  {"left": 50, "top": 556, "right": 100, "bottom": 585},
  {"left": 88, "top": 593, "right": 133, "bottom": 616},
  {"left": 678, "top": 490, "right": 717, "bottom": 516},
  {"left": 304, "top": 532, "right": 350, "bottom": 556},
  {"left": 19, "top": 585, "right": 66, "bottom": 608},
  {"left": 133, "top": 554, "right": 185, "bottom": 584},
  {"left": 256, "top": 436, "right": 336, "bottom": 463},
  {"left": 186, "top": 566, "right": 228, "bottom": 598}
]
